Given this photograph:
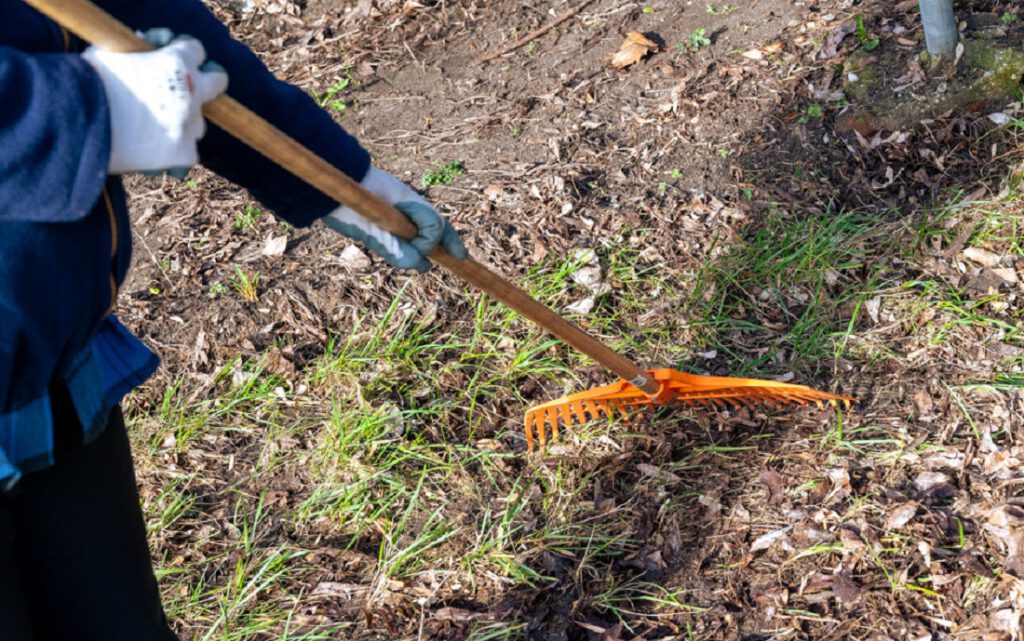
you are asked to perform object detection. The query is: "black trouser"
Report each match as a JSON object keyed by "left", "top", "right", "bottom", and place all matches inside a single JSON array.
[{"left": 0, "top": 385, "right": 178, "bottom": 641}]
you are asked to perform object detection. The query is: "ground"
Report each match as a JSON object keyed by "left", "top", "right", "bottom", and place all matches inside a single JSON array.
[{"left": 117, "top": 1, "right": 1024, "bottom": 639}]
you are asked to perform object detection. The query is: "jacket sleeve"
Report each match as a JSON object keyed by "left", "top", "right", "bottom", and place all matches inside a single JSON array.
[
  {"left": 0, "top": 46, "right": 111, "bottom": 222},
  {"left": 97, "top": 0, "right": 372, "bottom": 228}
]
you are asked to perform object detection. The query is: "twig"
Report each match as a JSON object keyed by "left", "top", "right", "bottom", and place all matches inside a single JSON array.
[{"left": 478, "top": 0, "right": 597, "bottom": 63}]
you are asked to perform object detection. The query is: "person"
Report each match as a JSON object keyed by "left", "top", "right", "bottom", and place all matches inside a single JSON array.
[{"left": 0, "top": 1, "right": 467, "bottom": 639}]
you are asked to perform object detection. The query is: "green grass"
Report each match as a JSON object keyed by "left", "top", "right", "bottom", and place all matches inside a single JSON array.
[
  {"left": 903, "top": 187, "right": 1024, "bottom": 351},
  {"left": 234, "top": 204, "right": 263, "bottom": 230},
  {"left": 688, "top": 207, "right": 895, "bottom": 374},
  {"left": 681, "top": 28, "right": 711, "bottom": 52},
  {"left": 311, "top": 78, "right": 352, "bottom": 113},
  {"left": 705, "top": 4, "right": 736, "bottom": 15},
  {"left": 855, "top": 14, "right": 880, "bottom": 51},
  {"left": 420, "top": 160, "right": 466, "bottom": 187},
  {"left": 229, "top": 266, "right": 260, "bottom": 302},
  {"left": 146, "top": 357, "right": 292, "bottom": 453}
]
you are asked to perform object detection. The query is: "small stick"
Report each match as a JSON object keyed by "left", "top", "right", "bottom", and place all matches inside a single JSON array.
[{"left": 478, "top": 0, "right": 597, "bottom": 63}]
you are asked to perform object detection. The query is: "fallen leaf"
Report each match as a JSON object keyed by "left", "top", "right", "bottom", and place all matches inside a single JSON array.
[
  {"left": 885, "top": 503, "right": 919, "bottom": 530},
  {"left": 609, "top": 32, "right": 659, "bottom": 69},
  {"left": 820, "top": 21, "right": 856, "bottom": 59},
  {"left": 833, "top": 571, "right": 863, "bottom": 605},
  {"left": 759, "top": 468, "right": 786, "bottom": 504},
  {"left": 824, "top": 467, "right": 851, "bottom": 504},
  {"left": 741, "top": 48, "right": 763, "bottom": 60},
  {"left": 991, "top": 608, "right": 1023, "bottom": 634},
  {"left": 566, "top": 297, "right": 596, "bottom": 315},
  {"left": 434, "top": 607, "right": 486, "bottom": 623},
  {"left": 340, "top": 245, "right": 371, "bottom": 269},
  {"left": 637, "top": 463, "right": 681, "bottom": 484},
  {"left": 912, "top": 390, "right": 934, "bottom": 417},
  {"left": 992, "top": 267, "right": 1019, "bottom": 285},
  {"left": 962, "top": 246, "right": 1002, "bottom": 268},
  {"left": 261, "top": 234, "right": 288, "bottom": 257},
  {"left": 344, "top": 0, "right": 375, "bottom": 23},
  {"left": 311, "top": 582, "right": 363, "bottom": 599},
  {"left": 865, "top": 296, "right": 881, "bottom": 324},
  {"left": 483, "top": 184, "right": 505, "bottom": 202},
  {"left": 914, "top": 471, "right": 956, "bottom": 497},
  {"left": 801, "top": 572, "right": 834, "bottom": 595},
  {"left": 570, "top": 249, "right": 609, "bottom": 294},
  {"left": 751, "top": 526, "right": 792, "bottom": 553},
  {"left": 988, "top": 505, "right": 1024, "bottom": 528},
  {"left": 839, "top": 528, "right": 867, "bottom": 552}
]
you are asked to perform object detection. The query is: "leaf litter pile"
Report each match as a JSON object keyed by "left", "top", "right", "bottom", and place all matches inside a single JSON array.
[{"left": 120, "top": 0, "right": 1024, "bottom": 639}]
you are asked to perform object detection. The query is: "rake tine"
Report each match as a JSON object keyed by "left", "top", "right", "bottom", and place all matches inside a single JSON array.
[
  {"left": 524, "top": 369, "right": 852, "bottom": 452},
  {"left": 557, "top": 403, "right": 575, "bottom": 430},
  {"left": 537, "top": 415, "right": 548, "bottom": 452}
]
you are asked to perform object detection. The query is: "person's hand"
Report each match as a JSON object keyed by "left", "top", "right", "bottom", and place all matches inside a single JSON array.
[
  {"left": 82, "top": 29, "right": 228, "bottom": 176},
  {"left": 323, "top": 168, "right": 468, "bottom": 273}
]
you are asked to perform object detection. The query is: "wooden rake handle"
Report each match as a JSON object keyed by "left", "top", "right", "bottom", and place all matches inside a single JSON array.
[{"left": 27, "top": 0, "right": 662, "bottom": 396}]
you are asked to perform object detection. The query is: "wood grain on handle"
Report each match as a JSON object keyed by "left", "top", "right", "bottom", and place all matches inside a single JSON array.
[{"left": 24, "top": 0, "right": 661, "bottom": 396}]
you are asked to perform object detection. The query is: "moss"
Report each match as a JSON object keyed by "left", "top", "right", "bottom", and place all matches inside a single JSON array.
[
  {"left": 875, "top": 39, "right": 1024, "bottom": 131},
  {"left": 842, "top": 50, "right": 878, "bottom": 102}
]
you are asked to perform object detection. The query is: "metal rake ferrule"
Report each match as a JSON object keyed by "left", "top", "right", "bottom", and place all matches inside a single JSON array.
[{"left": 524, "top": 369, "right": 854, "bottom": 452}]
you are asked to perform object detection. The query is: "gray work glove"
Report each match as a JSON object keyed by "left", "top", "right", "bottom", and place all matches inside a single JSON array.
[{"left": 323, "top": 168, "right": 468, "bottom": 272}]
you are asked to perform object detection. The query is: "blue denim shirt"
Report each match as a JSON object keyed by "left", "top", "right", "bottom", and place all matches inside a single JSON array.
[{"left": 0, "top": 317, "right": 159, "bottom": 491}]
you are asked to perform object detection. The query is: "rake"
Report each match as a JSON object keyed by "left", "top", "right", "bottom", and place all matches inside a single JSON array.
[{"left": 32, "top": 0, "right": 854, "bottom": 452}]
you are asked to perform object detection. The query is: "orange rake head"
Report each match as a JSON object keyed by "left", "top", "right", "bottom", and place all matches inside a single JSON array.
[{"left": 524, "top": 368, "right": 854, "bottom": 451}]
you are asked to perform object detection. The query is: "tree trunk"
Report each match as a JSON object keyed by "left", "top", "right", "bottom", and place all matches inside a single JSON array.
[{"left": 919, "top": 0, "right": 959, "bottom": 57}]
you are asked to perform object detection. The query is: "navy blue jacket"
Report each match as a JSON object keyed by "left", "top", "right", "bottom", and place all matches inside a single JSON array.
[{"left": 0, "top": 0, "right": 371, "bottom": 415}]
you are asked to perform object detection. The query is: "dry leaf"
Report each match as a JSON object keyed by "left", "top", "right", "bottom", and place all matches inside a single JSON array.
[
  {"left": 885, "top": 503, "right": 919, "bottom": 530},
  {"left": 962, "top": 247, "right": 1002, "bottom": 267},
  {"left": 865, "top": 296, "right": 881, "bottom": 324},
  {"left": 262, "top": 234, "right": 288, "bottom": 257},
  {"left": 839, "top": 528, "right": 867, "bottom": 552},
  {"left": 832, "top": 571, "right": 863, "bottom": 605},
  {"left": 570, "top": 249, "right": 609, "bottom": 295},
  {"left": 566, "top": 297, "right": 596, "bottom": 315},
  {"left": 609, "top": 32, "right": 658, "bottom": 69},
  {"left": 751, "top": 526, "right": 792, "bottom": 553},
  {"left": 637, "top": 463, "right": 681, "bottom": 484},
  {"left": 992, "top": 268, "right": 1019, "bottom": 285},
  {"left": 820, "top": 21, "right": 856, "bottom": 59},
  {"left": 759, "top": 468, "right": 786, "bottom": 505},
  {"left": 912, "top": 390, "right": 934, "bottom": 417},
  {"left": 914, "top": 471, "right": 956, "bottom": 497},
  {"left": 434, "top": 607, "right": 486, "bottom": 623},
  {"left": 989, "top": 505, "right": 1024, "bottom": 528},
  {"left": 311, "top": 582, "right": 362, "bottom": 599},
  {"left": 340, "top": 245, "right": 371, "bottom": 269}
]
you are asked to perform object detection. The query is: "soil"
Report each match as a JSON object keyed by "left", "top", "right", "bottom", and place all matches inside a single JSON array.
[{"left": 117, "top": 0, "right": 1024, "bottom": 639}]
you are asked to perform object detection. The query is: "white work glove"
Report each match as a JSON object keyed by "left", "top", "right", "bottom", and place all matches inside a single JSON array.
[
  {"left": 323, "top": 168, "right": 468, "bottom": 273},
  {"left": 82, "top": 30, "right": 228, "bottom": 176}
]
